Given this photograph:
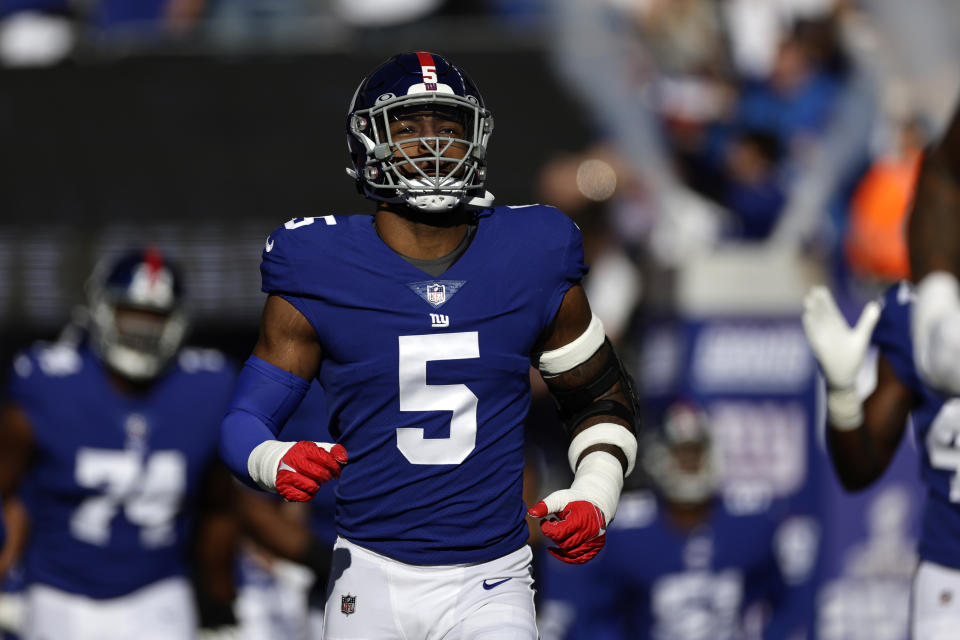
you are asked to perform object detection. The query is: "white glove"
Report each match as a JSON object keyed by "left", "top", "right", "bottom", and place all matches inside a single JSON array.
[{"left": 801, "top": 286, "right": 880, "bottom": 430}]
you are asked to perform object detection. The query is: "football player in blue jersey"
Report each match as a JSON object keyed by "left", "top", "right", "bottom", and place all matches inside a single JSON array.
[
  {"left": 219, "top": 51, "right": 641, "bottom": 639},
  {"left": 803, "top": 281, "right": 960, "bottom": 638},
  {"left": 538, "top": 403, "right": 818, "bottom": 640},
  {"left": 0, "top": 248, "right": 240, "bottom": 640}
]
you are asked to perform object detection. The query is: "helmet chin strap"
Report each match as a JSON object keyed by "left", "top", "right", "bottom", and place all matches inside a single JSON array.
[
  {"left": 405, "top": 193, "right": 462, "bottom": 212},
  {"left": 465, "top": 190, "right": 495, "bottom": 208},
  {"left": 401, "top": 173, "right": 495, "bottom": 212}
]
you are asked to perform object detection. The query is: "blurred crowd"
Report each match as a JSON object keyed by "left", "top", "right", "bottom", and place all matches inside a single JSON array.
[{"left": 2, "top": 0, "right": 959, "bottom": 639}]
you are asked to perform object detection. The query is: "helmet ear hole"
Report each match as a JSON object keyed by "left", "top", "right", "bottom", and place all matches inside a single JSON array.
[{"left": 351, "top": 115, "right": 368, "bottom": 133}]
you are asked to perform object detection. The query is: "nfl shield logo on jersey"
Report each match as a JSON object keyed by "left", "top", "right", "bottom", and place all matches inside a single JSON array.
[
  {"left": 427, "top": 283, "right": 446, "bottom": 305},
  {"left": 341, "top": 594, "right": 356, "bottom": 616}
]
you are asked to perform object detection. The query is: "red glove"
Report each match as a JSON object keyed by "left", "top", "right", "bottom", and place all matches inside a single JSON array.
[
  {"left": 276, "top": 441, "right": 348, "bottom": 502},
  {"left": 528, "top": 499, "right": 606, "bottom": 564}
]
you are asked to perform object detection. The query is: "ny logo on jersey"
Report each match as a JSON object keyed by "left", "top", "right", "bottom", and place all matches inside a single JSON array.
[
  {"left": 341, "top": 594, "right": 356, "bottom": 616},
  {"left": 430, "top": 313, "right": 449, "bottom": 328}
]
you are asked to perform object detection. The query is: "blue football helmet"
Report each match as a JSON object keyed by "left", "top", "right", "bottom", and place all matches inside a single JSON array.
[
  {"left": 86, "top": 247, "right": 188, "bottom": 381},
  {"left": 642, "top": 402, "right": 721, "bottom": 504},
  {"left": 346, "top": 51, "right": 494, "bottom": 212}
]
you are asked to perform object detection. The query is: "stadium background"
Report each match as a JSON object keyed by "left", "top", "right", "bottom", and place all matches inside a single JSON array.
[{"left": 1, "top": 1, "right": 959, "bottom": 638}]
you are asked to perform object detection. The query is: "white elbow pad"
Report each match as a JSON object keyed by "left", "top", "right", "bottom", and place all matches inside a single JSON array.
[
  {"left": 538, "top": 313, "right": 605, "bottom": 374},
  {"left": 568, "top": 422, "right": 638, "bottom": 476}
]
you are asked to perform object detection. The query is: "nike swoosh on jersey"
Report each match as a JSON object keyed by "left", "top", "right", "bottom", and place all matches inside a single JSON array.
[{"left": 482, "top": 578, "right": 512, "bottom": 590}]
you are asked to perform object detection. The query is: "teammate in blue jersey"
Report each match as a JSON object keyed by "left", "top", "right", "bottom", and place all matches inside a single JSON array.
[
  {"left": 0, "top": 249, "right": 239, "bottom": 640},
  {"left": 538, "top": 403, "right": 818, "bottom": 640},
  {"left": 219, "top": 51, "right": 641, "bottom": 639},
  {"left": 803, "top": 281, "right": 960, "bottom": 638}
]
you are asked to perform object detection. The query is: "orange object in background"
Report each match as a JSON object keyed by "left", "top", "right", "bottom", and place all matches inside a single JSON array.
[{"left": 845, "top": 151, "right": 922, "bottom": 282}]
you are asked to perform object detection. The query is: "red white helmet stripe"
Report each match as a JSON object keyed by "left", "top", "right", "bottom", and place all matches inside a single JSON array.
[
  {"left": 415, "top": 50, "right": 438, "bottom": 91},
  {"left": 143, "top": 245, "right": 165, "bottom": 286}
]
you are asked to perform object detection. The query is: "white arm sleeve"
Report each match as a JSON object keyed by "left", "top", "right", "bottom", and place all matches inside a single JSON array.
[{"left": 913, "top": 272, "right": 960, "bottom": 395}]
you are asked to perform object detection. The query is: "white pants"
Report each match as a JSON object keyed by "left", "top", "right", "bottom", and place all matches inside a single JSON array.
[
  {"left": 24, "top": 576, "right": 197, "bottom": 640},
  {"left": 912, "top": 560, "right": 960, "bottom": 640},
  {"left": 321, "top": 538, "right": 538, "bottom": 640}
]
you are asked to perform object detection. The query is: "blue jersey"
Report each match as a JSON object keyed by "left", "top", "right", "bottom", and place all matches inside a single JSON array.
[
  {"left": 5, "top": 342, "right": 236, "bottom": 598},
  {"left": 260, "top": 206, "right": 586, "bottom": 564},
  {"left": 871, "top": 281, "right": 960, "bottom": 568},
  {"left": 539, "top": 491, "right": 817, "bottom": 640}
]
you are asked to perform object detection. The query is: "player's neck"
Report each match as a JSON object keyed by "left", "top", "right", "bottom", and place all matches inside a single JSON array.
[
  {"left": 374, "top": 204, "right": 472, "bottom": 260},
  {"left": 106, "top": 370, "right": 154, "bottom": 396},
  {"left": 664, "top": 500, "right": 711, "bottom": 532}
]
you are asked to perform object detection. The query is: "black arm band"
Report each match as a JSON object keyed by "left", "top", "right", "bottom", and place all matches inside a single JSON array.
[
  {"left": 545, "top": 338, "right": 641, "bottom": 435},
  {"left": 548, "top": 344, "right": 624, "bottom": 417},
  {"left": 564, "top": 399, "right": 635, "bottom": 435}
]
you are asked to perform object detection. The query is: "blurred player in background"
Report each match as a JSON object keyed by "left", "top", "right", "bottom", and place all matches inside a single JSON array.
[
  {"left": 803, "top": 279, "right": 960, "bottom": 638},
  {"left": 219, "top": 51, "right": 640, "bottom": 639},
  {"left": 0, "top": 248, "right": 239, "bottom": 640},
  {"left": 908, "top": 99, "right": 960, "bottom": 395},
  {"left": 538, "top": 402, "right": 818, "bottom": 640}
]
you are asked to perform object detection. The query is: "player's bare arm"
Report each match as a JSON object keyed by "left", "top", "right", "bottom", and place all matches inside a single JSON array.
[
  {"left": 252, "top": 295, "right": 324, "bottom": 379},
  {"left": 0, "top": 403, "right": 35, "bottom": 577},
  {"left": 192, "top": 463, "right": 241, "bottom": 629},
  {"left": 536, "top": 284, "right": 634, "bottom": 472},
  {"left": 909, "top": 101, "right": 960, "bottom": 394},
  {"left": 220, "top": 295, "right": 346, "bottom": 502},
  {"left": 827, "top": 354, "right": 913, "bottom": 491},
  {"left": 528, "top": 284, "right": 639, "bottom": 564},
  {"left": 235, "top": 490, "right": 332, "bottom": 581}
]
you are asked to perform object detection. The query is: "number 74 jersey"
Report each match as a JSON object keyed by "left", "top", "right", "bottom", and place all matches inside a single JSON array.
[
  {"left": 261, "top": 205, "right": 587, "bottom": 564},
  {"left": 6, "top": 343, "right": 236, "bottom": 598},
  {"left": 872, "top": 281, "right": 960, "bottom": 569}
]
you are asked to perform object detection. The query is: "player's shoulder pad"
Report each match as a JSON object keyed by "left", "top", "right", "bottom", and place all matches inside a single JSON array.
[
  {"left": 492, "top": 204, "right": 582, "bottom": 248},
  {"left": 11, "top": 341, "right": 84, "bottom": 381},
  {"left": 886, "top": 280, "right": 915, "bottom": 308},
  {"left": 260, "top": 215, "right": 345, "bottom": 294},
  {"left": 498, "top": 203, "right": 580, "bottom": 229},
  {"left": 720, "top": 483, "right": 779, "bottom": 518},
  {"left": 607, "top": 489, "right": 659, "bottom": 531},
  {"left": 874, "top": 279, "right": 913, "bottom": 335},
  {"left": 175, "top": 347, "right": 233, "bottom": 376},
  {"left": 263, "top": 215, "right": 343, "bottom": 260}
]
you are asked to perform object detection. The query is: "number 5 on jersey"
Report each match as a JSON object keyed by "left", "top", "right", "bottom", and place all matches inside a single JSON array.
[{"left": 397, "top": 332, "right": 479, "bottom": 465}]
